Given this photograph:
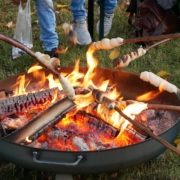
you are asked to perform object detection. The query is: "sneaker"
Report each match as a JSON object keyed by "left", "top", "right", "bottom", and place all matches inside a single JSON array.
[
  {"left": 44, "top": 48, "right": 59, "bottom": 58},
  {"left": 96, "top": 13, "right": 114, "bottom": 36},
  {"left": 72, "top": 19, "right": 92, "bottom": 45}
]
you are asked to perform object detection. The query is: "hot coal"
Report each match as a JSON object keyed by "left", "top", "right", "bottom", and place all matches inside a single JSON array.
[
  {"left": 76, "top": 111, "right": 119, "bottom": 138},
  {"left": 134, "top": 109, "right": 176, "bottom": 135}
]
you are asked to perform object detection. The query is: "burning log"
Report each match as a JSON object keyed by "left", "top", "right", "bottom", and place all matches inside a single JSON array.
[
  {"left": 0, "top": 87, "right": 62, "bottom": 119},
  {"left": 76, "top": 111, "right": 119, "bottom": 138},
  {"left": 4, "top": 96, "right": 75, "bottom": 143}
]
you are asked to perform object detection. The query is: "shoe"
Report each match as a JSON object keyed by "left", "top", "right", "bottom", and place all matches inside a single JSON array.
[
  {"left": 96, "top": 13, "right": 114, "bottom": 36},
  {"left": 72, "top": 19, "right": 92, "bottom": 45},
  {"left": 44, "top": 48, "right": 59, "bottom": 58}
]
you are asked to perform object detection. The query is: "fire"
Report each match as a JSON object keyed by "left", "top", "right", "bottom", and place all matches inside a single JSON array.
[
  {"left": 2, "top": 46, "right": 161, "bottom": 151},
  {"left": 136, "top": 90, "right": 161, "bottom": 101}
]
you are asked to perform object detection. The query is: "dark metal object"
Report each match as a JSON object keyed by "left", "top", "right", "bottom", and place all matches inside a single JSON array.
[
  {"left": 88, "top": 0, "right": 104, "bottom": 40},
  {"left": 0, "top": 67, "right": 180, "bottom": 174}
]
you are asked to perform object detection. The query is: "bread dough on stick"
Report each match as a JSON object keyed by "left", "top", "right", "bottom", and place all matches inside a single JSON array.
[
  {"left": 140, "top": 71, "right": 177, "bottom": 93},
  {"left": 35, "top": 52, "right": 60, "bottom": 70}
]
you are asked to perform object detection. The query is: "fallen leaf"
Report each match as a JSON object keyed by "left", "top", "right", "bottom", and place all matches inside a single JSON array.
[
  {"left": 56, "top": 25, "right": 63, "bottom": 30},
  {"left": 174, "top": 138, "right": 180, "bottom": 145},
  {"left": 120, "top": 4, "right": 125, "bottom": 10},
  {"left": 110, "top": 172, "right": 118, "bottom": 178},
  {"left": 31, "top": 11, "right": 36, "bottom": 15},
  {"left": 156, "top": 70, "right": 171, "bottom": 77},
  {"left": 57, "top": 4, "right": 69, "bottom": 8},
  {"left": 0, "top": 23, "right": 5, "bottom": 27},
  {"left": 109, "top": 49, "right": 120, "bottom": 60},
  {"left": 4, "top": 21, "right": 15, "bottom": 28},
  {"left": 177, "top": 142, "right": 180, "bottom": 150},
  {"left": 59, "top": 8, "right": 71, "bottom": 13},
  {"left": 0, "top": 13, "right": 6, "bottom": 19},
  {"left": 56, "top": 46, "right": 68, "bottom": 54}
]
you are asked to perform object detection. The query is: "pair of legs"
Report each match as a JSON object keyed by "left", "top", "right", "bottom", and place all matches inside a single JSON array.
[
  {"left": 71, "top": 0, "right": 117, "bottom": 45},
  {"left": 35, "top": 0, "right": 117, "bottom": 55},
  {"left": 35, "top": 0, "right": 59, "bottom": 57}
]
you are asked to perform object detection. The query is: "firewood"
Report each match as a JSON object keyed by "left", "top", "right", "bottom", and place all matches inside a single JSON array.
[
  {"left": 0, "top": 87, "right": 62, "bottom": 119},
  {"left": 4, "top": 96, "right": 75, "bottom": 143}
]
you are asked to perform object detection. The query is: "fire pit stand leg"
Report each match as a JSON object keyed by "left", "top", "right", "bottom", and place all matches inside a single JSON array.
[{"left": 55, "top": 174, "right": 73, "bottom": 180}]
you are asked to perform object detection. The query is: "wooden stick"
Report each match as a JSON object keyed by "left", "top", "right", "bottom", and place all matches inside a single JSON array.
[
  {"left": 113, "top": 39, "right": 171, "bottom": 68},
  {"left": 114, "top": 106, "right": 180, "bottom": 156},
  {"left": 0, "top": 32, "right": 75, "bottom": 100},
  {"left": 147, "top": 104, "right": 180, "bottom": 112},
  {"left": 90, "top": 33, "right": 180, "bottom": 50},
  {"left": 92, "top": 89, "right": 180, "bottom": 156}
]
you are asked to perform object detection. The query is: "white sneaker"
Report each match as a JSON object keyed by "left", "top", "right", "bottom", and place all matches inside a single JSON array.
[
  {"left": 72, "top": 19, "right": 92, "bottom": 45},
  {"left": 96, "top": 13, "right": 114, "bottom": 36}
]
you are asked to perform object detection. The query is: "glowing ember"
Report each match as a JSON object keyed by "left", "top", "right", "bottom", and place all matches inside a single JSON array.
[{"left": 0, "top": 46, "right": 166, "bottom": 151}]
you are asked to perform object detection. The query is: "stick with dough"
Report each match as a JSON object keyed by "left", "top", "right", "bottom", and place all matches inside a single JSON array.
[{"left": 140, "top": 71, "right": 179, "bottom": 93}]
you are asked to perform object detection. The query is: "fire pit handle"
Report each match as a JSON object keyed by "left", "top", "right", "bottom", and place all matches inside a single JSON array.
[{"left": 33, "top": 151, "right": 83, "bottom": 166}]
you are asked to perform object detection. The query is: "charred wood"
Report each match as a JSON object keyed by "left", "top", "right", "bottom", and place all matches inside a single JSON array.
[
  {"left": 76, "top": 111, "right": 119, "bottom": 138},
  {"left": 0, "top": 87, "right": 63, "bottom": 119},
  {"left": 4, "top": 96, "right": 75, "bottom": 143}
]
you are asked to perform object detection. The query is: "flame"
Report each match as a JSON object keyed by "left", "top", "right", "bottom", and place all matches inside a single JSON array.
[
  {"left": 136, "top": 90, "right": 161, "bottom": 101},
  {"left": 6, "top": 45, "right": 162, "bottom": 151},
  {"left": 11, "top": 75, "right": 29, "bottom": 96}
]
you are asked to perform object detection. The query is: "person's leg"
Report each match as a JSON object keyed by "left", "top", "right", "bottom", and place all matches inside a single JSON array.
[
  {"left": 35, "top": 0, "right": 59, "bottom": 57},
  {"left": 96, "top": 0, "right": 117, "bottom": 36},
  {"left": 70, "top": 0, "right": 92, "bottom": 45}
]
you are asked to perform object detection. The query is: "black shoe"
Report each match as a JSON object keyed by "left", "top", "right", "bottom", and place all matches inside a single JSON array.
[{"left": 44, "top": 48, "right": 59, "bottom": 58}]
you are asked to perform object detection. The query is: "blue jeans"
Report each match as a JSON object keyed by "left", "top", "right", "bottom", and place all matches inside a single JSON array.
[
  {"left": 35, "top": 0, "right": 59, "bottom": 51},
  {"left": 70, "top": 0, "right": 117, "bottom": 21}
]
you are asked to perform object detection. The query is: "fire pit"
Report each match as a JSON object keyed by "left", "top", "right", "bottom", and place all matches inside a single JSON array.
[{"left": 0, "top": 66, "right": 180, "bottom": 174}]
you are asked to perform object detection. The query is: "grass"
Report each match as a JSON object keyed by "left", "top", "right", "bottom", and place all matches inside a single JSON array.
[{"left": 1, "top": 0, "right": 180, "bottom": 179}]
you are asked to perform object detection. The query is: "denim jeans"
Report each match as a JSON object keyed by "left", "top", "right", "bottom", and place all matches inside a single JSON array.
[
  {"left": 35, "top": 0, "right": 58, "bottom": 51},
  {"left": 70, "top": 0, "right": 117, "bottom": 21}
]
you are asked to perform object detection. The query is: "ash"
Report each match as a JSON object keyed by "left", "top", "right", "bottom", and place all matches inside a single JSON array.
[{"left": 135, "top": 109, "right": 176, "bottom": 135}]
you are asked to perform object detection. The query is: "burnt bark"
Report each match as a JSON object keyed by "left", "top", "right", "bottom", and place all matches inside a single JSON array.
[
  {"left": 0, "top": 87, "right": 63, "bottom": 119},
  {"left": 76, "top": 111, "right": 120, "bottom": 138}
]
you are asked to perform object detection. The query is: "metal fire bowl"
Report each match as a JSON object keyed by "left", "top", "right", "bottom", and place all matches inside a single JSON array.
[{"left": 0, "top": 67, "right": 180, "bottom": 174}]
